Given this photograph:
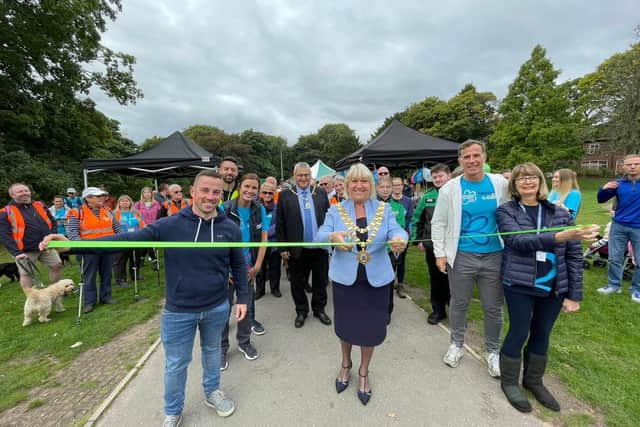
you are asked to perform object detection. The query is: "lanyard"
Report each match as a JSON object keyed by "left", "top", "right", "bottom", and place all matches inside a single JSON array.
[{"left": 519, "top": 203, "right": 542, "bottom": 234}]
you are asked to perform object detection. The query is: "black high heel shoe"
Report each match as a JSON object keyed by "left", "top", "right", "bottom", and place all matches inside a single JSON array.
[
  {"left": 357, "top": 369, "right": 372, "bottom": 405},
  {"left": 335, "top": 361, "right": 352, "bottom": 393}
]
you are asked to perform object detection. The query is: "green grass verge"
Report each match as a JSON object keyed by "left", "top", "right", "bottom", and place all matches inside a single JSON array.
[
  {"left": 404, "top": 177, "right": 639, "bottom": 427},
  {"left": 0, "top": 253, "right": 165, "bottom": 412}
]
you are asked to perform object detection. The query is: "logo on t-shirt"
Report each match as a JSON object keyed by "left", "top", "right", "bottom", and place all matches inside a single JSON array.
[{"left": 462, "top": 189, "right": 477, "bottom": 205}]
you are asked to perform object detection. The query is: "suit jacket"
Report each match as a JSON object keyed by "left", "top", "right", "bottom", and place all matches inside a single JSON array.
[
  {"left": 315, "top": 199, "right": 408, "bottom": 287},
  {"left": 276, "top": 185, "right": 330, "bottom": 258}
]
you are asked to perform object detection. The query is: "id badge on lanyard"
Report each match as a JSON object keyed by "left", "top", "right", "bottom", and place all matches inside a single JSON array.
[{"left": 520, "top": 203, "right": 546, "bottom": 262}]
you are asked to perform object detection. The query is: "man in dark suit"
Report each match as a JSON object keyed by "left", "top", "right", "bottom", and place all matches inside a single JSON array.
[{"left": 276, "top": 162, "right": 331, "bottom": 328}]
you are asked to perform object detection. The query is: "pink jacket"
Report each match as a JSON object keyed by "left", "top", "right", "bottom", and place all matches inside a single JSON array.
[{"left": 134, "top": 201, "right": 161, "bottom": 225}]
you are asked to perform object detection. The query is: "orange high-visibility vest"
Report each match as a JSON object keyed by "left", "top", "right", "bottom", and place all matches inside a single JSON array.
[
  {"left": 4, "top": 202, "right": 52, "bottom": 250},
  {"left": 162, "top": 199, "right": 190, "bottom": 216},
  {"left": 69, "top": 205, "right": 115, "bottom": 239}
]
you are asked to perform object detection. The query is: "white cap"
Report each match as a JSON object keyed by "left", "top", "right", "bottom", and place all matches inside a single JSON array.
[
  {"left": 82, "top": 187, "right": 107, "bottom": 198},
  {"left": 67, "top": 187, "right": 77, "bottom": 194}
]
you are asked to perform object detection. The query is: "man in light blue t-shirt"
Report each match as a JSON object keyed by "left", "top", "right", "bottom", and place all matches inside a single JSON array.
[{"left": 431, "top": 140, "right": 509, "bottom": 378}]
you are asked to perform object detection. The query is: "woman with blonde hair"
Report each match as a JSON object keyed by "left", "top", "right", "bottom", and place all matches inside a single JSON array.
[
  {"left": 113, "top": 194, "right": 146, "bottom": 287},
  {"left": 548, "top": 168, "right": 581, "bottom": 219},
  {"left": 315, "top": 163, "right": 407, "bottom": 405},
  {"left": 134, "top": 186, "right": 162, "bottom": 270}
]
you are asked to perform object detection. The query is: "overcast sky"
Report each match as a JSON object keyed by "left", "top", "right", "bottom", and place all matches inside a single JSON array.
[{"left": 91, "top": 0, "right": 638, "bottom": 145}]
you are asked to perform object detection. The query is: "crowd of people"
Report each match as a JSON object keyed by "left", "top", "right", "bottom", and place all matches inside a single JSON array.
[{"left": 6, "top": 146, "right": 640, "bottom": 425}]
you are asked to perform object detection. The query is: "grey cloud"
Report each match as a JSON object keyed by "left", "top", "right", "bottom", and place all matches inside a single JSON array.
[{"left": 91, "top": 0, "right": 638, "bottom": 145}]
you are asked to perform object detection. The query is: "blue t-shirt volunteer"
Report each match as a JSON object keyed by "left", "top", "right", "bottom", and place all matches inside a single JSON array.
[
  {"left": 237, "top": 205, "right": 271, "bottom": 267},
  {"left": 118, "top": 211, "right": 142, "bottom": 233},
  {"left": 458, "top": 176, "right": 502, "bottom": 253}
]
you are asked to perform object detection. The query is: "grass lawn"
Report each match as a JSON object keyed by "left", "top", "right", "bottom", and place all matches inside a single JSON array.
[
  {"left": 0, "top": 177, "right": 637, "bottom": 426},
  {"left": 405, "top": 177, "right": 639, "bottom": 427},
  {"left": 0, "top": 252, "right": 165, "bottom": 412}
]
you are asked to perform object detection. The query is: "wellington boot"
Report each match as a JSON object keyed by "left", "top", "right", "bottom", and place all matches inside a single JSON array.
[
  {"left": 523, "top": 351, "right": 560, "bottom": 412},
  {"left": 499, "top": 352, "right": 532, "bottom": 413}
]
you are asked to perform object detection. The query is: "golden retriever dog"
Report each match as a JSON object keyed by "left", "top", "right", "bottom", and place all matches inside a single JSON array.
[{"left": 23, "top": 279, "right": 75, "bottom": 326}]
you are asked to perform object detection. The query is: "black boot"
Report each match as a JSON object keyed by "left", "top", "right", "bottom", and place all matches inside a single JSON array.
[
  {"left": 523, "top": 351, "right": 560, "bottom": 411},
  {"left": 499, "top": 352, "right": 532, "bottom": 413}
]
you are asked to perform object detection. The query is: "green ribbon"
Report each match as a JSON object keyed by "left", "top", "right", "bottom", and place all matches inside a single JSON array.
[{"left": 46, "top": 224, "right": 594, "bottom": 249}]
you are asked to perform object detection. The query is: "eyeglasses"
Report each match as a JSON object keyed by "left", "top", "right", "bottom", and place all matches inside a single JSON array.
[
  {"left": 172, "top": 190, "right": 182, "bottom": 194},
  {"left": 319, "top": 182, "right": 329, "bottom": 186},
  {"left": 515, "top": 176, "right": 540, "bottom": 183},
  {"left": 261, "top": 191, "right": 274, "bottom": 195}
]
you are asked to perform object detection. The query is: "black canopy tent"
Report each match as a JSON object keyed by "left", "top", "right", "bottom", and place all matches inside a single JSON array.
[
  {"left": 82, "top": 131, "right": 220, "bottom": 188},
  {"left": 335, "top": 120, "right": 460, "bottom": 170}
]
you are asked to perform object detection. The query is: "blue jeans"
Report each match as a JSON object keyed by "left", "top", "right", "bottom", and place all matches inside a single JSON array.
[
  {"left": 607, "top": 222, "right": 640, "bottom": 293},
  {"left": 161, "top": 301, "right": 229, "bottom": 416}
]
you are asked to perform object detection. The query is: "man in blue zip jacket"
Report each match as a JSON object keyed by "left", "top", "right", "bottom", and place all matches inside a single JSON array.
[
  {"left": 597, "top": 154, "right": 640, "bottom": 303},
  {"left": 41, "top": 170, "right": 248, "bottom": 427}
]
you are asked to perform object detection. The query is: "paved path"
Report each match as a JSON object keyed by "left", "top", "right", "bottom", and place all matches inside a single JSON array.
[{"left": 97, "top": 283, "right": 545, "bottom": 427}]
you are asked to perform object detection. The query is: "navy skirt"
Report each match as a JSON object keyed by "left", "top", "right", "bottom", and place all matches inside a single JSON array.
[{"left": 333, "top": 264, "right": 391, "bottom": 347}]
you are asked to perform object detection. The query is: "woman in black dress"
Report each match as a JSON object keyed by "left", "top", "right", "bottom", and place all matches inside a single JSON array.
[{"left": 316, "top": 163, "right": 407, "bottom": 405}]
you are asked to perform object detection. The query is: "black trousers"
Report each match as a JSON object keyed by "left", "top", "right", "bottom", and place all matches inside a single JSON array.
[
  {"left": 256, "top": 248, "right": 281, "bottom": 294},
  {"left": 501, "top": 286, "right": 564, "bottom": 358},
  {"left": 113, "top": 250, "right": 142, "bottom": 281},
  {"left": 288, "top": 248, "right": 328, "bottom": 315},
  {"left": 425, "top": 248, "right": 450, "bottom": 313},
  {"left": 82, "top": 254, "right": 113, "bottom": 305}
]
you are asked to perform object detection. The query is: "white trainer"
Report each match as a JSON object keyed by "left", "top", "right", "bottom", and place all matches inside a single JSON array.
[
  {"left": 597, "top": 285, "right": 622, "bottom": 295},
  {"left": 485, "top": 351, "right": 501, "bottom": 378},
  {"left": 443, "top": 343, "right": 464, "bottom": 368}
]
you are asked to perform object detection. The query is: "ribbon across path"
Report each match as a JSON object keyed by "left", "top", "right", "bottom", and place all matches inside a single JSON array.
[{"left": 45, "top": 224, "right": 593, "bottom": 249}]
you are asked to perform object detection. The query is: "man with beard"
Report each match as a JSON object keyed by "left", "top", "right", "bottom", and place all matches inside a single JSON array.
[
  {"left": 0, "top": 183, "right": 62, "bottom": 290},
  {"left": 221, "top": 156, "right": 240, "bottom": 202},
  {"left": 276, "top": 162, "right": 331, "bottom": 328}
]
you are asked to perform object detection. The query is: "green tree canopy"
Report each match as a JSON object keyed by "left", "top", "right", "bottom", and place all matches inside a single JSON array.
[
  {"left": 572, "top": 42, "right": 640, "bottom": 152},
  {"left": 489, "top": 45, "right": 581, "bottom": 171},
  {"left": 290, "top": 123, "right": 361, "bottom": 170},
  {"left": 370, "top": 84, "right": 497, "bottom": 143},
  {"left": 0, "top": 0, "right": 143, "bottom": 203}
]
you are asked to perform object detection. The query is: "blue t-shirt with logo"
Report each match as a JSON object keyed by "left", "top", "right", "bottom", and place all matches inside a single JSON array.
[
  {"left": 458, "top": 176, "right": 502, "bottom": 253},
  {"left": 237, "top": 205, "right": 271, "bottom": 267}
]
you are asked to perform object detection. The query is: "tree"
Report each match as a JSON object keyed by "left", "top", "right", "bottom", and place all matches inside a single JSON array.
[
  {"left": 141, "top": 136, "right": 163, "bottom": 151},
  {"left": 0, "top": 0, "right": 143, "bottom": 203},
  {"left": 290, "top": 134, "right": 323, "bottom": 167},
  {"left": 370, "top": 84, "right": 497, "bottom": 144},
  {"left": 489, "top": 45, "right": 581, "bottom": 171},
  {"left": 316, "top": 124, "right": 361, "bottom": 167},
  {"left": 441, "top": 84, "right": 497, "bottom": 142},
  {"left": 573, "top": 41, "right": 640, "bottom": 152}
]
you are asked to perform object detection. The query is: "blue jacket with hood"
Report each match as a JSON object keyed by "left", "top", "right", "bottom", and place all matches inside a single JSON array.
[{"left": 95, "top": 206, "right": 248, "bottom": 312}]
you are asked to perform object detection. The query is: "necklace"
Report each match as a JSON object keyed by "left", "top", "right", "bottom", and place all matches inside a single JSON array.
[
  {"left": 288, "top": 185, "right": 318, "bottom": 197},
  {"left": 336, "top": 202, "right": 385, "bottom": 265}
]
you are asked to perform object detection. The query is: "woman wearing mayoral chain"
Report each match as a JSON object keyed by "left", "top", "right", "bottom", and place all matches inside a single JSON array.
[{"left": 315, "top": 163, "right": 407, "bottom": 406}]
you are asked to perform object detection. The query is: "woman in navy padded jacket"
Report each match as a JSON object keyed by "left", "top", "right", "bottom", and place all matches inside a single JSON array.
[{"left": 496, "top": 162, "right": 598, "bottom": 414}]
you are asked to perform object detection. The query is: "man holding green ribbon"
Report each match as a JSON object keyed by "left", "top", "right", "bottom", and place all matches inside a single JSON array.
[{"left": 41, "top": 170, "right": 248, "bottom": 427}]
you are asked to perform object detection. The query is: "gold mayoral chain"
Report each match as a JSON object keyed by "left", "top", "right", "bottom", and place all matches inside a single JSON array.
[{"left": 336, "top": 202, "right": 386, "bottom": 265}]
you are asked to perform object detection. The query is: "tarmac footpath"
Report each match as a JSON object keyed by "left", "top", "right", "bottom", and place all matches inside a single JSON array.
[{"left": 96, "top": 282, "right": 545, "bottom": 427}]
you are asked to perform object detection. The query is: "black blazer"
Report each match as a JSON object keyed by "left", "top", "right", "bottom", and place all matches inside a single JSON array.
[{"left": 275, "top": 185, "right": 330, "bottom": 259}]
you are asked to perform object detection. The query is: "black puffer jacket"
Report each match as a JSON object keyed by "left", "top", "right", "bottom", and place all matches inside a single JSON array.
[{"left": 496, "top": 199, "right": 583, "bottom": 301}]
